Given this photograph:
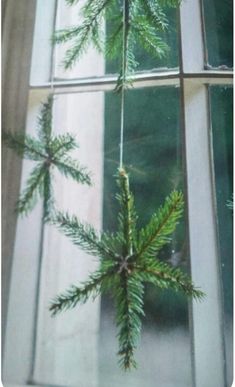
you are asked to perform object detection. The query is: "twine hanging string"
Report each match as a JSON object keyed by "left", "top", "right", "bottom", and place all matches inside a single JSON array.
[
  {"left": 50, "top": 30, "right": 56, "bottom": 96},
  {"left": 50, "top": 0, "right": 59, "bottom": 96},
  {"left": 119, "top": 0, "right": 128, "bottom": 169}
]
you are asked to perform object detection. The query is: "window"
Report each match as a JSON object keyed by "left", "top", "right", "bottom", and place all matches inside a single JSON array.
[{"left": 2, "top": 0, "right": 233, "bottom": 386}]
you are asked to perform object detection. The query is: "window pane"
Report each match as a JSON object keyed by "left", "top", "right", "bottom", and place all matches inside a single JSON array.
[
  {"left": 203, "top": 0, "right": 233, "bottom": 68},
  {"left": 106, "top": 8, "right": 179, "bottom": 74},
  {"left": 210, "top": 85, "right": 233, "bottom": 385},
  {"left": 54, "top": 0, "right": 105, "bottom": 79},
  {"left": 54, "top": 1, "right": 179, "bottom": 80},
  {"left": 30, "top": 0, "right": 57, "bottom": 84},
  {"left": 25, "top": 92, "right": 104, "bottom": 386},
  {"left": 100, "top": 87, "right": 192, "bottom": 386}
]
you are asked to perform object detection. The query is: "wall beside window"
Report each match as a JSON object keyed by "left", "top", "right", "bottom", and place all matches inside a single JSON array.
[{"left": 2, "top": 0, "right": 37, "bottom": 364}]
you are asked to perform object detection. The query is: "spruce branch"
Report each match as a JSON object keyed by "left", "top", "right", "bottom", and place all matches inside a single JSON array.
[
  {"left": 50, "top": 168, "right": 204, "bottom": 370},
  {"left": 132, "top": 21, "right": 169, "bottom": 58},
  {"left": 43, "top": 169, "right": 54, "bottom": 220},
  {"left": 37, "top": 94, "right": 53, "bottom": 145},
  {"left": 49, "top": 133, "right": 77, "bottom": 157},
  {"left": 50, "top": 268, "right": 115, "bottom": 316},
  {"left": 51, "top": 212, "right": 118, "bottom": 261},
  {"left": 53, "top": 0, "right": 182, "bottom": 87},
  {"left": 120, "top": 0, "right": 131, "bottom": 90},
  {"left": 3, "top": 95, "right": 92, "bottom": 217},
  {"left": 65, "top": 0, "right": 80, "bottom": 5},
  {"left": 114, "top": 47, "right": 138, "bottom": 92},
  {"left": 53, "top": 156, "right": 91, "bottom": 186},
  {"left": 137, "top": 190, "right": 184, "bottom": 261},
  {"left": 16, "top": 163, "right": 46, "bottom": 215},
  {"left": 52, "top": 26, "right": 81, "bottom": 44},
  {"left": 135, "top": 260, "right": 204, "bottom": 300},
  {"left": 2, "top": 131, "right": 46, "bottom": 161},
  {"left": 105, "top": 21, "right": 123, "bottom": 59},
  {"left": 66, "top": 0, "right": 80, "bottom": 5},
  {"left": 138, "top": 0, "right": 168, "bottom": 31},
  {"left": 158, "top": 0, "right": 181, "bottom": 7},
  {"left": 115, "top": 272, "right": 144, "bottom": 370},
  {"left": 53, "top": 0, "right": 112, "bottom": 69},
  {"left": 116, "top": 168, "right": 137, "bottom": 255}
]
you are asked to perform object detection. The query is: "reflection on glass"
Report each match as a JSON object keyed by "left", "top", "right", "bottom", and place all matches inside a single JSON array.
[
  {"left": 100, "top": 87, "right": 192, "bottom": 387},
  {"left": 203, "top": 0, "right": 233, "bottom": 68},
  {"left": 210, "top": 86, "right": 233, "bottom": 385}
]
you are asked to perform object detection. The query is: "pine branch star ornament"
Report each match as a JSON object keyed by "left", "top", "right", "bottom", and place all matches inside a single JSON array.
[
  {"left": 3, "top": 95, "right": 92, "bottom": 218},
  {"left": 53, "top": 0, "right": 182, "bottom": 89},
  {"left": 50, "top": 167, "right": 204, "bottom": 370}
]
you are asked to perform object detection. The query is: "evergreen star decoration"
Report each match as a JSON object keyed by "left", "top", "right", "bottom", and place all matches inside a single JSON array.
[
  {"left": 53, "top": 0, "right": 182, "bottom": 89},
  {"left": 50, "top": 167, "right": 204, "bottom": 370},
  {"left": 3, "top": 95, "right": 92, "bottom": 218}
]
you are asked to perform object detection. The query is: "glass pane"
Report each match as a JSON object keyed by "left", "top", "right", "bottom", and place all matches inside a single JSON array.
[
  {"left": 203, "top": 0, "right": 233, "bottom": 68},
  {"left": 54, "top": 1, "right": 179, "bottom": 80},
  {"left": 106, "top": 7, "right": 179, "bottom": 74},
  {"left": 54, "top": 0, "right": 105, "bottom": 79},
  {"left": 30, "top": 0, "right": 57, "bottom": 84},
  {"left": 100, "top": 87, "right": 192, "bottom": 386},
  {"left": 210, "top": 85, "right": 233, "bottom": 385},
  {"left": 23, "top": 92, "right": 105, "bottom": 386}
]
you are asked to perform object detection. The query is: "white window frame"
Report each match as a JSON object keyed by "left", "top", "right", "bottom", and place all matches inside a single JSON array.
[{"left": 2, "top": 0, "right": 233, "bottom": 386}]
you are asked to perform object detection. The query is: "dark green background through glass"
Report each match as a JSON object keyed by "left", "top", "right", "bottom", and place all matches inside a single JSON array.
[
  {"left": 203, "top": 0, "right": 233, "bottom": 68},
  {"left": 106, "top": 7, "right": 179, "bottom": 74},
  {"left": 103, "top": 86, "right": 189, "bottom": 325},
  {"left": 210, "top": 85, "right": 233, "bottom": 385}
]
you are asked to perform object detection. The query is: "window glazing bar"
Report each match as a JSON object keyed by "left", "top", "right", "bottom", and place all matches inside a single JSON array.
[
  {"left": 179, "top": 1, "right": 228, "bottom": 386},
  {"left": 29, "top": 70, "right": 232, "bottom": 94}
]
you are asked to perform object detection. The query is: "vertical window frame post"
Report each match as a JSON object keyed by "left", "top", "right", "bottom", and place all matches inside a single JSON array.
[{"left": 179, "top": 1, "right": 226, "bottom": 386}]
